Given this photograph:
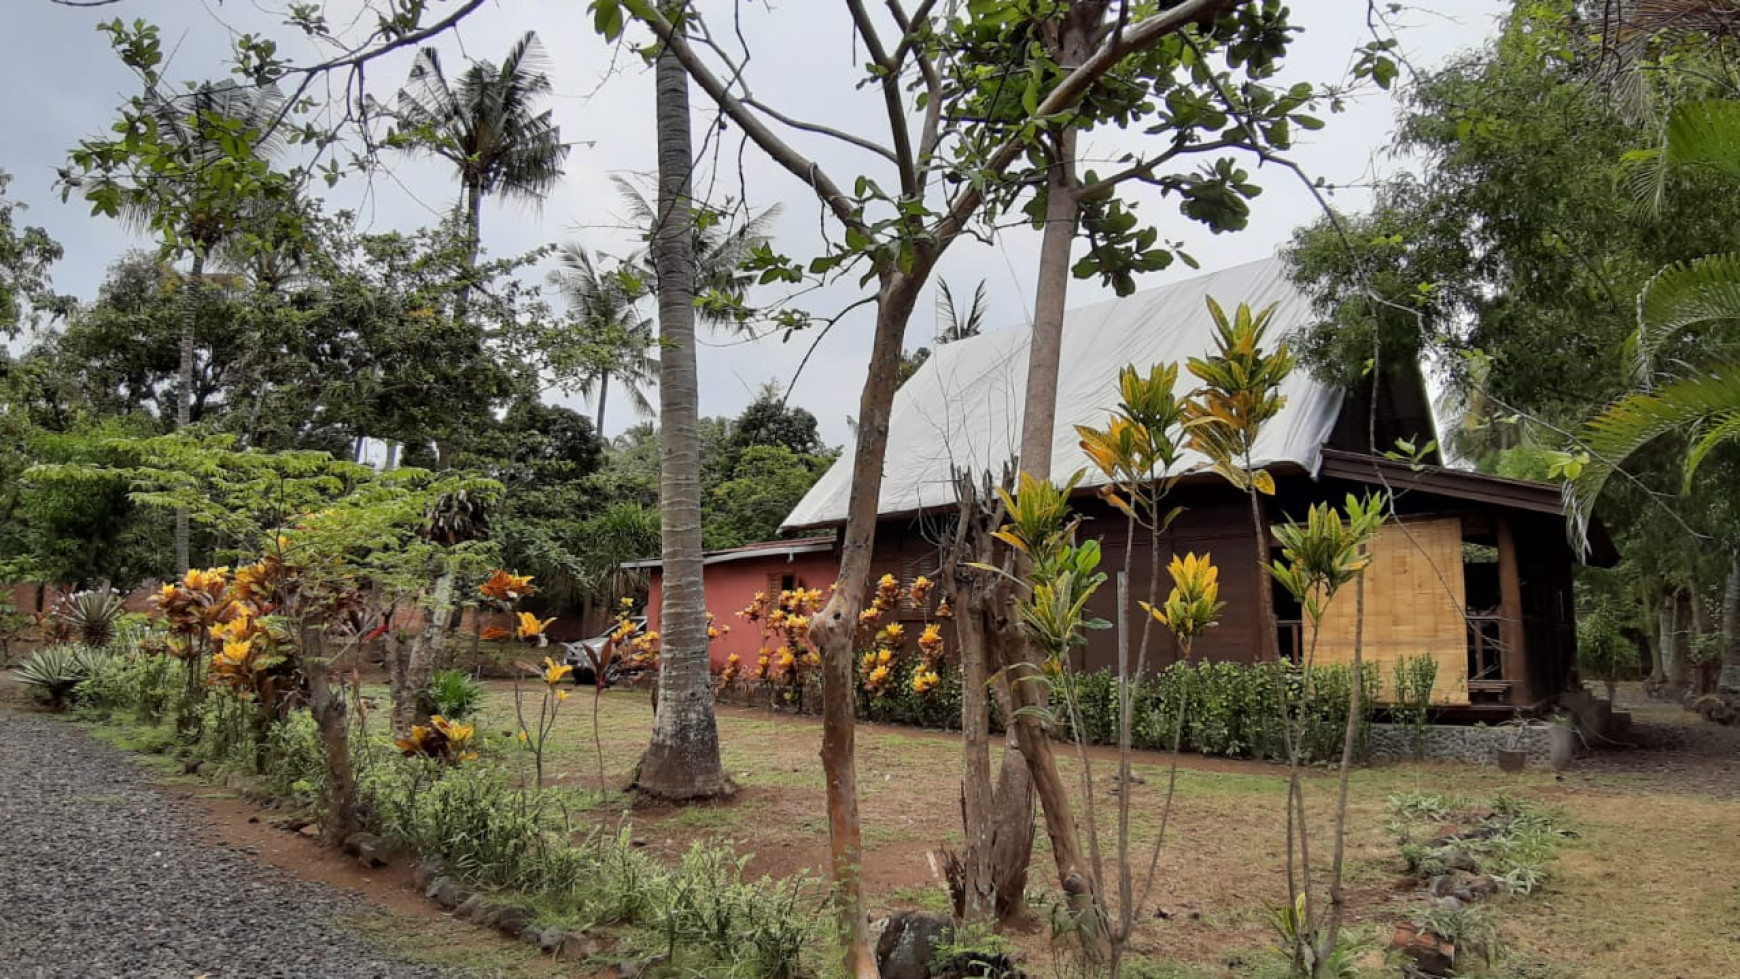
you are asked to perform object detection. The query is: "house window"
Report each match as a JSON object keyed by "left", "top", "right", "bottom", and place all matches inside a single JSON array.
[{"left": 768, "top": 572, "right": 798, "bottom": 596}]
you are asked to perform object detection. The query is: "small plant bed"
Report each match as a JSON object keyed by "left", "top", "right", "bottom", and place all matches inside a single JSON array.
[{"left": 1385, "top": 792, "right": 1573, "bottom": 976}]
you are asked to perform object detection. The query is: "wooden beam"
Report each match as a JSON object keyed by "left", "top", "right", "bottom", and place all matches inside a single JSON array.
[{"left": 1495, "top": 513, "right": 1532, "bottom": 706}]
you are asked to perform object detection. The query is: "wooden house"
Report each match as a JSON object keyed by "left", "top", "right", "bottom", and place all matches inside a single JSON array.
[{"left": 777, "top": 258, "right": 1615, "bottom": 717}]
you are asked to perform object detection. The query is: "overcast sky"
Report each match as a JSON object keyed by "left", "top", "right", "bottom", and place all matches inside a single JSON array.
[{"left": 5, "top": 0, "right": 1508, "bottom": 446}]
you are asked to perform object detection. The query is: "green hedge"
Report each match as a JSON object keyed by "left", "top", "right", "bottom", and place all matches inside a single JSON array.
[{"left": 857, "top": 658, "right": 1380, "bottom": 763}]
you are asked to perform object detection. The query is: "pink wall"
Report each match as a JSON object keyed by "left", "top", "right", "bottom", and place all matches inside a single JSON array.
[{"left": 645, "top": 550, "right": 841, "bottom": 671}]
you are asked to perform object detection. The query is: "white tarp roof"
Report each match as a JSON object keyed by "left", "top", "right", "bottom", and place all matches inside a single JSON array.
[{"left": 782, "top": 256, "right": 1343, "bottom": 531}]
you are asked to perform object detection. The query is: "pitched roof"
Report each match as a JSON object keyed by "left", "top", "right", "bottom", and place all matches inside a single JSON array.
[
  {"left": 783, "top": 257, "right": 1342, "bottom": 531},
  {"left": 619, "top": 535, "right": 836, "bottom": 571}
]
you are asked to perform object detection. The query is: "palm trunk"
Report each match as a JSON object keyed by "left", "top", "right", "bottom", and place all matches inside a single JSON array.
[
  {"left": 396, "top": 568, "right": 455, "bottom": 736},
  {"left": 174, "top": 248, "right": 205, "bottom": 576},
  {"left": 595, "top": 369, "right": 611, "bottom": 432},
  {"left": 636, "top": 35, "right": 730, "bottom": 802},
  {"left": 454, "top": 178, "right": 483, "bottom": 326},
  {"left": 1667, "top": 590, "right": 1693, "bottom": 699}
]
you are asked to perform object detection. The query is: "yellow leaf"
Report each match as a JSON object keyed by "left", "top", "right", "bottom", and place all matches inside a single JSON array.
[{"left": 1252, "top": 469, "right": 1276, "bottom": 496}]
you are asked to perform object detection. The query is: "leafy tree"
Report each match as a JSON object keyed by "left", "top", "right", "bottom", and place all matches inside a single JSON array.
[
  {"left": 0, "top": 172, "right": 69, "bottom": 337},
  {"left": 64, "top": 66, "right": 302, "bottom": 573},
  {"left": 705, "top": 445, "right": 831, "bottom": 549},
  {"left": 729, "top": 385, "right": 828, "bottom": 458}
]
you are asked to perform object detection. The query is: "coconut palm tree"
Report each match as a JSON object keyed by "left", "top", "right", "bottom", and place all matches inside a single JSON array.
[
  {"left": 387, "top": 31, "right": 570, "bottom": 315},
  {"left": 634, "top": 22, "right": 731, "bottom": 802},
  {"left": 547, "top": 244, "right": 659, "bottom": 432},
  {"left": 610, "top": 175, "right": 780, "bottom": 333}
]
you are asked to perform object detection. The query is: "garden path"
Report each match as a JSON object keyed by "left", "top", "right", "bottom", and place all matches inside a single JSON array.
[{"left": 0, "top": 706, "right": 461, "bottom": 979}]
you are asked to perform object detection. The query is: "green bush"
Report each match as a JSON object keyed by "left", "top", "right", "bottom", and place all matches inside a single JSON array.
[
  {"left": 262, "top": 710, "right": 327, "bottom": 806},
  {"left": 857, "top": 658, "right": 962, "bottom": 730},
  {"left": 74, "top": 650, "right": 182, "bottom": 724},
  {"left": 13, "top": 644, "right": 114, "bottom": 711},
  {"left": 429, "top": 668, "right": 485, "bottom": 721},
  {"left": 1392, "top": 654, "right": 1439, "bottom": 761}
]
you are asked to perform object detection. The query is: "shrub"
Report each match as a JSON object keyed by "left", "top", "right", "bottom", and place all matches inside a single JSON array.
[
  {"left": 54, "top": 589, "right": 127, "bottom": 648},
  {"left": 1392, "top": 654, "right": 1439, "bottom": 761},
  {"left": 429, "top": 668, "right": 485, "bottom": 721},
  {"left": 13, "top": 644, "right": 113, "bottom": 711},
  {"left": 262, "top": 710, "right": 327, "bottom": 806},
  {"left": 74, "top": 649, "right": 181, "bottom": 724}
]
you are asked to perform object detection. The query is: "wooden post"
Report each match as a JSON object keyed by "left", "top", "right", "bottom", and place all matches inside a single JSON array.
[{"left": 1495, "top": 514, "right": 1532, "bottom": 707}]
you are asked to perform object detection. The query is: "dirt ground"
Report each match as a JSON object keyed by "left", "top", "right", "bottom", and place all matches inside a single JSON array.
[{"left": 72, "top": 676, "right": 1740, "bottom": 978}]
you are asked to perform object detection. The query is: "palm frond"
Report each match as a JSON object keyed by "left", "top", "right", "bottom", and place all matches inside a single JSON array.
[
  {"left": 1634, "top": 253, "right": 1740, "bottom": 383},
  {"left": 1662, "top": 99, "right": 1740, "bottom": 178},
  {"left": 1571, "top": 362, "right": 1740, "bottom": 527},
  {"left": 935, "top": 279, "right": 988, "bottom": 344}
]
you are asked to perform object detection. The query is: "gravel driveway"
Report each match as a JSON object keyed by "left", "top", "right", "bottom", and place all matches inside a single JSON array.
[{"left": 0, "top": 707, "right": 460, "bottom": 979}]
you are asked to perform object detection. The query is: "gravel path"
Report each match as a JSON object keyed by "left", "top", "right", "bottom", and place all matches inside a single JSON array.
[{"left": 0, "top": 707, "right": 461, "bottom": 979}]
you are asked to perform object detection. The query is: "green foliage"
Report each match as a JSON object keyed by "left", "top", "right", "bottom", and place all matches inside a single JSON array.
[
  {"left": 73, "top": 646, "right": 182, "bottom": 726},
  {"left": 1576, "top": 605, "right": 1639, "bottom": 693},
  {"left": 1268, "top": 493, "right": 1387, "bottom": 625},
  {"left": 1392, "top": 655, "right": 1439, "bottom": 761},
  {"left": 54, "top": 588, "right": 128, "bottom": 648},
  {"left": 857, "top": 657, "right": 964, "bottom": 731},
  {"left": 1186, "top": 298, "right": 1296, "bottom": 495},
  {"left": 1409, "top": 903, "right": 1504, "bottom": 969},
  {"left": 1389, "top": 793, "right": 1568, "bottom": 900},
  {"left": 428, "top": 668, "right": 485, "bottom": 721},
  {"left": 0, "top": 171, "right": 69, "bottom": 337},
  {"left": 705, "top": 444, "right": 831, "bottom": 550},
  {"left": 13, "top": 644, "right": 113, "bottom": 711}
]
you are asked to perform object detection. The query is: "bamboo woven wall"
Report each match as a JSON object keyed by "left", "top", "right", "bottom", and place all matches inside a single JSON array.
[{"left": 1307, "top": 517, "right": 1470, "bottom": 706}]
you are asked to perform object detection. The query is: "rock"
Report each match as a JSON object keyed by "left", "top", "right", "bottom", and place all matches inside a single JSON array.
[
  {"left": 613, "top": 960, "right": 642, "bottom": 979},
  {"left": 1438, "top": 849, "right": 1480, "bottom": 874},
  {"left": 874, "top": 910, "right": 954, "bottom": 979},
  {"left": 424, "top": 876, "right": 470, "bottom": 910},
  {"left": 454, "top": 894, "right": 502, "bottom": 928},
  {"left": 1427, "top": 871, "right": 1497, "bottom": 904},
  {"left": 298, "top": 823, "right": 321, "bottom": 839},
  {"left": 411, "top": 858, "right": 447, "bottom": 892},
  {"left": 1392, "top": 922, "right": 1455, "bottom": 977},
  {"left": 495, "top": 905, "right": 535, "bottom": 938},
  {"left": 341, "top": 833, "right": 389, "bottom": 868},
  {"left": 536, "top": 927, "right": 565, "bottom": 952},
  {"left": 557, "top": 931, "right": 600, "bottom": 960}
]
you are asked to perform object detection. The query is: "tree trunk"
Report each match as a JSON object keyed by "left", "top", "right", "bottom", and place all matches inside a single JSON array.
[
  {"left": 1317, "top": 566, "right": 1366, "bottom": 974},
  {"left": 1651, "top": 591, "right": 1672, "bottom": 689},
  {"left": 1723, "top": 561, "right": 1740, "bottom": 699},
  {"left": 810, "top": 267, "right": 932, "bottom": 979},
  {"left": 303, "top": 625, "right": 359, "bottom": 841},
  {"left": 1667, "top": 590, "right": 1692, "bottom": 699},
  {"left": 174, "top": 248, "right": 205, "bottom": 577},
  {"left": 636, "top": 36, "right": 730, "bottom": 802},
  {"left": 595, "top": 369, "right": 611, "bottom": 433},
  {"left": 395, "top": 569, "right": 454, "bottom": 737},
  {"left": 454, "top": 177, "right": 483, "bottom": 326},
  {"left": 1005, "top": 113, "right": 1109, "bottom": 959},
  {"left": 955, "top": 573, "right": 996, "bottom": 924},
  {"left": 1691, "top": 587, "right": 1715, "bottom": 696}
]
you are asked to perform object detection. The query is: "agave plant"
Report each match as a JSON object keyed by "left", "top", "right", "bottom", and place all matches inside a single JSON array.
[
  {"left": 12, "top": 645, "right": 111, "bottom": 711},
  {"left": 54, "top": 589, "right": 128, "bottom": 648}
]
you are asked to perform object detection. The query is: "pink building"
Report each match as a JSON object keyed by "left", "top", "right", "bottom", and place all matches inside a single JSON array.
[{"left": 626, "top": 537, "right": 838, "bottom": 671}]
